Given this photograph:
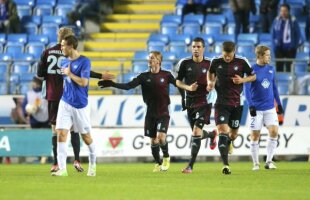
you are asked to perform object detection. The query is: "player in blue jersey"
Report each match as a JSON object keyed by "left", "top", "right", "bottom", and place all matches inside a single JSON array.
[
  {"left": 51, "top": 35, "right": 96, "bottom": 177},
  {"left": 244, "top": 45, "right": 283, "bottom": 171}
]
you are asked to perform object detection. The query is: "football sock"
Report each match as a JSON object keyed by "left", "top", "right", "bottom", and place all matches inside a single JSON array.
[
  {"left": 160, "top": 142, "right": 169, "bottom": 158},
  {"left": 151, "top": 144, "right": 161, "bottom": 165},
  {"left": 88, "top": 142, "right": 96, "bottom": 166},
  {"left": 57, "top": 142, "right": 67, "bottom": 170},
  {"left": 70, "top": 131, "right": 80, "bottom": 162},
  {"left": 201, "top": 130, "right": 213, "bottom": 140},
  {"left": 188, "top": 136, "right": 201, "bottom": 168},
  {"left": 52, "top": 134, "right": 57, "bottom": 165},
  {"left": 266, "top": 137, "right": 277, "bottom": 163},
  {"left": 218, "top": 134, "right": 229, "bottom": 166},
  {"left": 250, "top": 140, "right": 259, "bottom": 164}
]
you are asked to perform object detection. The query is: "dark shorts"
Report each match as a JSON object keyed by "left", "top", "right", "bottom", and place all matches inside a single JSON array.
[
  {"left": 214, "top": 104, "right": 243, "bottom": 129},
  {"left": 144, "top": 114, "right": 170, "bottom": 138},
  {"left": 48, "top": 100, "right": 60, "bottom": 125},
  {"left": 187, "top": 103, "right": 212, "bottom": 130}
]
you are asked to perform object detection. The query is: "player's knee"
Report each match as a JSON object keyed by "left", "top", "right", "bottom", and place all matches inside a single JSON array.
[
  {"left": 81, "top": 134, "right": 92, "bottom": 145},
  {"left": 57, "top": 130, "right": 68, "bottom": 142},
  {"left": 158, "top": 133, "right": 166, "bottom": 144}
]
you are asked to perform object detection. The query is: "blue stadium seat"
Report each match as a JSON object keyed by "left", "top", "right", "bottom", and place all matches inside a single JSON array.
[
  {"left": 16, "top": 5, "right": 32, "bottom": 18},
  {"left": 0, "top": 73, "right": 6, "bottom": 83},
  {"left": 0, "top": 34, "right": 5, "bottom": 43},
  {"left": 226, "top": 23, "right": 235, "bottom": 35},
  {"left": 15, "top": 53, "right": 34, "bottom": 62},
  {"left": 259, "top": 33, "right": 271, "bottom": 43},
  {"left": 161, "top": 14, "right": 182, "bottom": 25},
  {"left": 20, "top": 83, "right": 31, "bottom": 95},
  {"left": 205, "top": 14, "right": 226, "bottom": 26},
  {"left": 177, "top": 51, "right": 192, "bottom": 59},
  {"left": 19, "top": 72, "right": 35, "bottom": 82},
  {"left": 0, "top": 83, "right": 7, "bottom": 95},
  {"left": 160, "top": 23, "right": 179, "bottom": 36},
  {"left": 293, "top": 61, "right": 308, "bottom": 73},
  {"left": 162, "top": 52, "right": 177, "bottom": 62},
  {"left": 21, "top": 16, "right": 42, "bottom": 25},
  {"left": 299, "top": 42, "right": 310, "bottom": 53},
  {"left": 170, "top": 34, "right": 191, "bottom": 45},
  {"left": 161, "top": 61, "right": 174, "bottom": 71},
  {"left": 5, "top": 42, "right": 24, "bottom": 57},
  {"left": 118, "top": 73, "right": 138, "bottom": 94},
  {"left": 7, "top": 34, "right": 28, "bottom": 44},
  {"left": 148, "top": 34, "right": 169, "bottom": 45},
  {"left": 183, "top": 14, "right": 204, "bottom": 25},
  {"left": 169, "top": 41, "right": 187, "bottom": 57},
  {"left": 133, "top": 51, "right": 149, "bottom": 62},
  {"left": 214, "top": 42, "right": 223, "bottom": 53},
  {"left": 237, "top": 33, "right": 258, "bottom": 44},
  {"left": 169, "top": 84, "right": 178, "bottom": 95},
  {"left": 12, "top": 62, "right": 32, "bottom": 73},
  {"left": 0, "top": 53, "right": 12, "bottom": 61},
  {"left": 55, "top": 4, "right": 72, "bottom": 18},
  {"left": 42, "top": 16, "right": 63, "bottom": 25},
  {"left": 132, "top": 62, "right": 149, "bottom": 73},
  {"left": 23, "top": 23, "right": 38, "bottom": 34},
  {"left": 10, "top": 73, "right": 20, "bottom": 85},
  {"left": 36, "top": 0, "right": 56, "bottom": 6},
  {"left": 14, "top": 0, "right": 35, "bottom": 7},
  {"left": 147, "top": 41, "right": 166, "bottom": 52},
  {"left": 182, "top": 22, "right": 201, "bottom": 35},
  {"left": 296, "top": 52, "right": 310, "bottom": 62},
  {"left": 277, "top": 83, "right": 290, "bottom": 95},
  {"left": 0, "top": 62, "right": 8, "bottom": 73},
  {"left": 57, "top": 0, "right": 76, "bottom": 6},
  {"left": 204, "top": 23, "right": 222, "bottom": 35},
  {"left": 213, "top": 34, "right": 235, "bottom": 43},
  {"left": 276, "top": 72, "right": 292, "bottom": 83},
  {"left": 25, "top": 42, "right": 45, "bottom": 59},
  {"left": 40, "top": 23, "right": 59, "bottom": 42},
  {"left": 237, "top": 41, "right": 255, "bottom": 56},
  {"left": 28, "top": 34, "right": 49, "bottom": 45},
  {"left": 0, "top": 44, "right": 3, "bottom": 53},
  {"left": 34, "top": 5, "right": 53, "bottom": 16}
]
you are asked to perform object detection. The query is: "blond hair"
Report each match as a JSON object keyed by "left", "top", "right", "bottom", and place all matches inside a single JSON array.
[
  {"left": 57, "top": 27, "right": 74, "bottom": 44},
  {"left": 150, "top": 51, "right": 162, "bottom": 65},
  {"left": 255, "top": 45, "right": 270, "bottom": 59}
]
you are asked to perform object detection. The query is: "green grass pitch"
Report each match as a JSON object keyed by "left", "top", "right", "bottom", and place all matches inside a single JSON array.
[{"left": 0, "top": 162, "right": 309, "bottom": 200}]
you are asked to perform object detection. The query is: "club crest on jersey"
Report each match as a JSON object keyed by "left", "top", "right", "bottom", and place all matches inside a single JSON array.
[
  {"left": 220, "top": 116, "right": 225, "bottom": 121},
  {"left": 196, "top": 112, "right": 200, "bottom": 119},
  {"left": 202, "top": 68, "right": 207, "bottom": 73},
  {"left": 187, "top": 67, "right": 192, "bottom": 71},
  {"left": 234, "top": 66, "right": 238, "bottom": 71},
  {"left": 160, "top": 78, "right": 164, "bottom": 83},
  {"left": 261, "top": 78, "right": 270, "bottom": 89},
  {"left": 147, "top": 79, "right": 151, "bottom": 82},
  {"left": 218, "top": 65, "right": 222, "bottom": 69},
  {"left": 73, "top": 65, "right": 78, "bottom": 69},
  {"left": 269, "top": 70, "right": 273, "bottom": 73}
]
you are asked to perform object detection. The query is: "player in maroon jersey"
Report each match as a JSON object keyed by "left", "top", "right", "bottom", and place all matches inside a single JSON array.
[
  {"left": 176, "top": 37, "right": 217, "bottom": 174},
  {"left": 37, "top": 27, "right": 113, "bottom": 172},
  {"left": 98, "top": 51, "right": 177, "bottom": 172},
  {"left": 207, "top": 41, "right": 256, "bottom": 174}
]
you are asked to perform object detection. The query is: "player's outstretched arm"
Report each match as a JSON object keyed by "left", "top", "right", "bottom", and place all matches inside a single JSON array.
[
  {"left": 98, "top": 76, "right": 140, "bottom": 90},
  {"left": 90, "top": 71, "right": 115, "bottom": 80}
]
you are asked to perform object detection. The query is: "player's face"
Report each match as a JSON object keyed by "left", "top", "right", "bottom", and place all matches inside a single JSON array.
[
  {"left": 280, "top": 6, "right": 289, "bottom": 19},
  {"left": 191, "top": 41, "right": 204, "bottom": 58},
  {"left": 148, "top": 53, "right": 160, "bottom": 67},
  {"left": 261, "top": 50, "right": 271, "bottom": 64},
  {"left": 61, "top": 40, "right": 71, "bottom": 57},
  {"left": 222, "top": 51, "right": 235, "bottom": 63}
]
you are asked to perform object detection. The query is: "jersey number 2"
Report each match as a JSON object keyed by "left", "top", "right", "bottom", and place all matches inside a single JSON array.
[{"left": 47, "top": 55, "right": 65, "bottom": 75}]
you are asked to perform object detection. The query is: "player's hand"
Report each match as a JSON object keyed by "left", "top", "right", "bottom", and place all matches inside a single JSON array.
[
  {"left": 98, "top": 80, "right": 114, "bottom": 88},
  {"left": 61, "top": 63, "right": 71, "bottom": 76},
  {"left": 206, "top": 82, "right": 215, "bottom": 91},
  {"left": 181, "top": 98, "right": 186, "bottom": 111},
  {"left": 187, "top": 82, "right": 198, "bottom": 91},
  {"left": 102, "top": 71, "right": 115, "bottom": 80},
  {"left": 249, "top": 106, "right": 257, "bottom": 117},
  {"left": 277, "top": 105, "right": 284, "bottom": 114},
  {"left": 232, "top": 75, "right": 243, "bottom": 84}
]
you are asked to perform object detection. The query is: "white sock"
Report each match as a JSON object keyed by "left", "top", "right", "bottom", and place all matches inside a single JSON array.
[
  {"left": 250, "top": 141, "right": 259, "bottom": 165},
  {"left": 57, "top": 142, "right": 67, "bottom": 170},
  {"left": 88, "top": 142, "right": 96, "bottom": 166},
  {"left": 266, "top": 137, "right": 277, "bottom": 163}
]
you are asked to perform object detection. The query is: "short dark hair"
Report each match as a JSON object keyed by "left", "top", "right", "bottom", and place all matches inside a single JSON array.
[
  {"left": 192, "top": 37, "right": 205, "bottom": 47},
  {"left": 222, "top": 41, "right": 235, "bottom": 53},
  {"left": 280, "top": 3, "right": 290, "bottom": 12},
  {"left": 63, "top": 35, "right": 78, "bottom": 49}
]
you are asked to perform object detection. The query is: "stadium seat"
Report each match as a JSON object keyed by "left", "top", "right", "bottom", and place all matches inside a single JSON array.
[
  {"left": 237, "top": 33, "right": 258, "bottom": 44},
  {"left": 169, "top": 84, "right": 178, "bottom": 95},
  {"left": 162, "top": 14, "right": 182, "bottom": 25},
  {"left": 40, "top": 23, "right": 59, "bottom": 42},
  {"left": 132, "top": 63, "right": 149, "bottom": 73},
  {"left": 7, "top": 34, "right": 28, "bottom": 44},
  {"left": 258, "top": 33, "right": 271, "bottom": 43},
  {"left": 204, "top": 23, "right": 222, "bottom": 35},
  {"left": 20, "top": 83, "right": 31, "bottom": 95},
  {"left": 5, "top": 42, "right": 24, "bottom": 57},
  {"left": 12, "top": 62, "right": 32, "bottom": 73},
  {"left": 0, "top": 53, "right": 12, "bottom": 61},
  {"left": 162, "top": 52, "right": 177, "bottom": 62},
  {"left": 147, "top": 41, "right": 166, "bottom": 52},
  {"left": 237, "top": 41, "right": 255, "bottom": 56},
  {"left": 226, "top": 23, "right": 235, "bottom": 35},
  {"left": 160, "top": 23, "right": 179, "bottom": 36},
  {"left": 57, "top": 0, "right": 76, "bottom": 6},
  {"left": 55, "top": 4, "right": 72, "bottom": 18},
  {"left": 277, "top": 83, "right": 290, "bottom": 95},
  {"left": 25, "top": 42, "right": 45, "bottom": 59},
  {"left": 36, "top": 0, "right": 56, "bottom": 6},
  {"left": 293, "top": 61, "right": 308, "bottom": 73},
  {"left": 296, "top": 52, "right": 310, "bottom": 61},
  {"left": 0, "top": 44, "right": 3, "bottom": 53},
  {"left": 42, "top": 16, "right": 63, "bottom": 25},
  {"left": 299, "top": 42, "right": 310, "bottom": 53},
  {"left": 23, "top": 23, "right": 38, "bottom": 34},
  {"left": 148, "top": 34, "right": 169, "bottom": 45},
  {"left": 169, "top": 41, "right": 187, "bottom": 57},
  {"left": 0, "top": 62, "right": 8, "bottom": 73},
  {"left": 19, "top": 72, "right": 35, "bottom": 82},
  {"left": 0, "top": 34, "right": 6, "bottom": 43},
  {"left": 170, "top": 34, "right": 191, "bottom": 45},
  {"left": 21, "top": 16, "right": 42, "bottom": 25},
  {"left": 28, "top": 35, "right": 49, "bottom": 45},
  {"left": 205, "top": 14, "right": 226, "bottom": 26},
  {"left": 183, "top": 14, "right": 204, "bottom": 25},
  {"left": 177, "top": 51, "right": 192, "bottom": 59},
  {"left": 182, "top": 22, "right": 201, "bottom": 35},
  {"left": 33, "top": 5, "right": 53, "bottom": 16},
  {"left": 161, "top": 61, "right": 174, "bottom": 71},
  {"left": 15, "top": 53, "right": 34, "bottom": 62},
  {"left": 133, "top": 51, "right": 149, "bottom": 62},
  {"left": 16, "top": 5, "right": 32, "bottom": 18},
  {"left": 0, "top": 82, "right": 7, "bottom": 95},
  {"left": 214, "top": 42, "right": 223, "bottom": 53},
  {"left": 14, "top": 0, "right": 35, "bottom": 7}
]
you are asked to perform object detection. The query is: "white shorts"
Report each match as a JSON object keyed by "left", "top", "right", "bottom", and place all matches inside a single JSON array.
[
  {"left": 56, "top": 100, "right": 91, "bottom": 134},
  {"left": 250, "top": 108, "right": 279, "bottom": 131}
]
